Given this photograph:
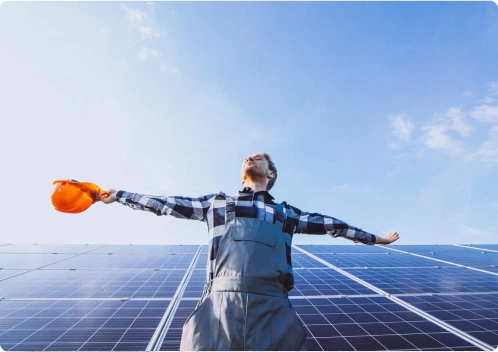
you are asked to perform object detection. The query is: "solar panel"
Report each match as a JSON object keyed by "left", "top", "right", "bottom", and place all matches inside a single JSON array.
[
  {"left": 467, "top": 245, "right": 498, "bottom": 251},
  {"left": 292, "top": 253, "right": 329, "bottom": 268},
  {"left": 182, "top": 269, "right": 207, "bottom": 298},
  {"left": 0, "top": 269, "right": 186, "bottom": 299},
  {"left": 0, "top": 244, "right": 102, "bottom": 254},
  {"left": 344, "top": 267, "right": 498, "bottom": 294},
  {"left": 159, "top": 300, "right": 197, "bottom": 351},
  {"left": 0, "top": 299, "right": 171, "bottom": 351},
  {"left": 1, "top": 244, "right": 498, "bottom": 352},
  {"left": 292, "top": 269, "right": 377, "bottom": 296},
  {"left": 391, "top": 245, "right": 498, "bottom": 268},
  {"left": 401, "top": 294, "right": 498, "bottom": 348},
  {"left": 89, "top": 245, "right": 200, "bottom": 255},
  {"left": 0, "top": 254, "right": 77, "bottom": 270},
  {"left": 298, "top": 245, "right": 393, "bottom": 254},
  {"left": 44, "top": 253, "right": 195, "bottom": 270},
  {"left": 0, "top": 270, "right": 25, "bottom": 281},
  {"left": 293, "top": 296, "right": 482, "bottom": 351}
]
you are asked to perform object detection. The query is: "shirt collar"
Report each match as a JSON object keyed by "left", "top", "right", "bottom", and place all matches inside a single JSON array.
[{"left": 240, "top": 186, "right": 275, "bottom": 200}]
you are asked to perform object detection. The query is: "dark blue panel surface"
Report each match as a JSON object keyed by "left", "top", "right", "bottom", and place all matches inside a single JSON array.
[
  {"left": 304, "top": 252, "right": 440, "bottom": 268},
  {"left": 0, "top": 269, "right": 186, "bottom": 299},
  {"left": 297, "top": 245, "right": 392, "bottom": 254},
  {"left": 292, "top": 253, "right": 329, "bottom": 268},
  {"left": 0, "top": 254, "right": 75, "bottom": 270},
  {"left": 0, "top": 270, "right": 25, "bottom": 281},
  {"left": 293, "top": 296, "right": 481, "bottom": 351},
  {"left": 44, "top": 252, "right": 195, "bottom": 269},
  {"left": 291, "top": 269, "right": 376, "bottom": 297},
  {"left": 89, "top": 245, "right": 200, "bottom": 255},
  {"left": 0, "top": 244, "right": 101, "bottom": 254},
  {"left": 182, "top": 270, "right": 206, "bottom": 298},
  {"left": 401, "top": 294, "right": 498, "bottom": 348},
  {"left": 468, "top": 244, "right": 498, "bottom": 251},
  {"left": 393, "top": 245, "right": 498, "bottom": 267},
  {"left": 345, "top": 267, "right": 498, "bottom": 294},
  {"left": 0, "top": 299, "right": 170, "bottom": 351},
  {"left": 160, "top": 300, "right": 197, "bottom": 351},
  {"left": 194, "top": 253, "right": 209, "bottom": 270}
]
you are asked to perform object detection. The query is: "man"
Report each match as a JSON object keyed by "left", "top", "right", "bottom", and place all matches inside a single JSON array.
[{"left": 96, "top": 152, "right": 399, "bottom": 351}]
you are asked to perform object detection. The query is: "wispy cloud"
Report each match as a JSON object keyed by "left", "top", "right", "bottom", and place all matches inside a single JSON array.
[
  {"left": 420, "top": 107, "right": 472, "bottom": 155},
  {"left": 390, "top": 113, "right": 414, "bottom": 142},
  {"left": 463, "top": 91, "right": 473, "bottom": 97},
  {"left": 479, "top": 81, "right": 498, "bottom": 104},
  {"left": 470, "top": 104, "right": 498, "bottom": 123},
  {"left": 160, "top": 63, "right": 180, "bottom": 75},
  {"left": 446, "top": 107, "right": 473, "bottom": 137},
  {"left": 331, "top": 184, "right": 352, "bottom": 192},
  {"left": 138, "top": 47, "right": 159, "bottom": 60},
  {"left": 121, "top": 4, "right": 161, "bottom": 38},
  {"left": 465, "top": 126, "right": 498, "bottom": 166},
  {"left": 421, "top": 123, "right": 463, "bottom": 154}
]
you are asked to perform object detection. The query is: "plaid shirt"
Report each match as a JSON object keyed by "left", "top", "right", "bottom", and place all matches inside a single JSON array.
[{"left": 116, "top": 187, "right": 376, "bottom": 290}]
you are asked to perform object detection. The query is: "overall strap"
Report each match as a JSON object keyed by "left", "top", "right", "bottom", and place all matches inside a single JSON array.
[
  {"left": 273, "top": 203, "right": 285, "bottom": 229},
  {"left": 225, "top": 196, "right": 236, "bottom": 224}
]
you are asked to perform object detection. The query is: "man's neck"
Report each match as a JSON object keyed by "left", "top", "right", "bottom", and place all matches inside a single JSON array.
[{"left": 242, "top": 180, "right": 268, "bottom": 193}]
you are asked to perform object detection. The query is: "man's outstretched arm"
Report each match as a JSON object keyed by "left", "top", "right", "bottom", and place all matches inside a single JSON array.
[
  {"left": 95, "top": 189, "right": 216, "bottom": 221},
  {"left": 286, "top": 204, "right": 399, "bottom": 245}
]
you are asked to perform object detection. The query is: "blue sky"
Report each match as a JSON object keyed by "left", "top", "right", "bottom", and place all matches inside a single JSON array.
[{"left": 0, "top": 1, "right": 497, "bottom": 245}]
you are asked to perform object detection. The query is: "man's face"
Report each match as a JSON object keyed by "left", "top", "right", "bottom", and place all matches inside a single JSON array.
[{"left": 241, "top": 153, "right": 273, "bottom": 181}]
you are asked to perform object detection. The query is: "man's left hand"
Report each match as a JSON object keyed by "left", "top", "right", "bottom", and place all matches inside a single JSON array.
[{"left": 375, "top": 232, "right": 399, "bottom": 245}]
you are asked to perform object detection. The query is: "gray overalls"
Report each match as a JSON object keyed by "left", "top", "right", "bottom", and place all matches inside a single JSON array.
[{"left": 180, "top": 197, "right": 308, "bottom": 351}]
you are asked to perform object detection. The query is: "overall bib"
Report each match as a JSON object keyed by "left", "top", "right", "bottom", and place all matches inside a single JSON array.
[{"left": 180, "top": 197, "right": 308, "bottom": 351}]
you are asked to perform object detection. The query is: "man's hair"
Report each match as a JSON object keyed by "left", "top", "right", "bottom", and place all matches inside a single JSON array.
[{"left": 260, "top": 152, "right": 277, "bottom": 191}]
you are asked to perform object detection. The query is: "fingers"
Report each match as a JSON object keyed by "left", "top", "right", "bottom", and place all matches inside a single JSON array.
[
  {"left": 388, "top": 232, "right": 400, "bottom": 243},
  {"left": 102, "top": 189, "right": 117, "bottom": 204}
]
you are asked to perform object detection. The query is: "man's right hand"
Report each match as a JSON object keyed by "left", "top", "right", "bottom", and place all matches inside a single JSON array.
[{"left": 93, "top": 189, "right": 117, "bottom": 204}]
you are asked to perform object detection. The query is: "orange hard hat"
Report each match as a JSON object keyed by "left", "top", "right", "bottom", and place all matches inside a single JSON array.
[{"left": 51, "top": 179, "right": 107, "bottom": 214}]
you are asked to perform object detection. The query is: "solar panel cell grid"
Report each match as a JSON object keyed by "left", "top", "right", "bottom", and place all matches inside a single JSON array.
[
  {"left": 0, "top": 254, "right": 75, "bottom": 269},
  {"left": 291, "top": 253, "right": 328, "bottom": 268},
  {"left": 0, "top": 300, "right": 170, "bottom": 351},
  {"left": 0, "top": 269, "right": 186, "bottom": 299},
  {"left": 194, "top": 253, "right": 208, "bottom": 269},
  {"left": 297, "top": 245, "right": 392, "bottom": 254},
  {"left": 0, "top": 270, "right": 25, "bottom": 281},
  {"left": 304, "top": 252, "right": 445, "bottom": 268},
  {"left": 401, "top": 294, "right": 498, "bottom": 348},
  {"left": 292, "top": 297, "right": 481, "bottom": 351},
  {"left": 160, "top": 300, "right": 197, "bottom": 351},
  {"left": 0, "top": 245, "right": 101, "bottom": 254},
  {"left": 182, "top": 269, "right": 207, "bottom": 298},
  {"left": 89, "top": 245, "right": 200, "bottom": 255},
  {"left": 44, "top": 253, "right": 195, "bottom": 269},
  {"left": 344, "top": 267, "right": 498, "bottom": 294},
  {"left": 468, "top": 245, "right": 498, "bottom": 251},
  {"left": 291, "top": 269, "right": 377, "bottom": 296}
]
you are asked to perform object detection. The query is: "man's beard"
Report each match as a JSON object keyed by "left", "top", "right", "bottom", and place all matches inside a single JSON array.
[{"left": 243, "top": 166, "right": 265, "bottom": 182}]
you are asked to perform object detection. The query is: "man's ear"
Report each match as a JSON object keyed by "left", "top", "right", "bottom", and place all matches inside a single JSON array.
[{"left": 267, "top": 171, "right": 274, "bottom": 179}]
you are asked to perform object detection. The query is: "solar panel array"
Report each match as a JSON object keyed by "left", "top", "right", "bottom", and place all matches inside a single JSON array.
[{"left": 1, "top": 243, "right": 497, "bottom": 351}]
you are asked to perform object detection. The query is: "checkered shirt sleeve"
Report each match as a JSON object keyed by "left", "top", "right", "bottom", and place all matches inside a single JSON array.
[
  {"left": 285, "top": 203, "right": 377, "bottom": 244},
  {"left": 115, "top": 191, "right": 216, "bottom": 221}
]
